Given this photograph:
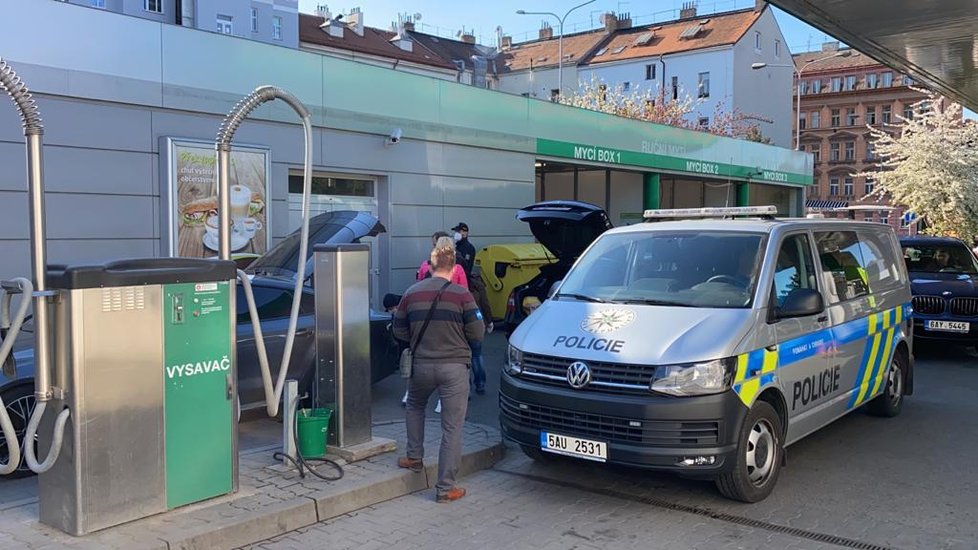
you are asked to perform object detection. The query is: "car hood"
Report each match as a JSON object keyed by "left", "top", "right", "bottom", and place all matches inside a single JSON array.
[
  {"left": 516, "top": 201, "right": 612, "bottom": 262},
  {"left": 248, "top": 210, "right": 386, "bottom": 279},
  {"left": 508, "top": 298, "right": 754, "bottom": 365},
  {"left": 909, "top": 271, "right": 978, "bottom": 297}
]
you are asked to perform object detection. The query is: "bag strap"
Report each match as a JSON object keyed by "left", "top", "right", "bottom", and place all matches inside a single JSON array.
[{"left": 410, "top": 280, "right": 452, "bottom": 354}]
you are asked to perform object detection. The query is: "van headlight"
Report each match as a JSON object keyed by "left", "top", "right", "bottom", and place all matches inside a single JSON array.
[
  {"left": 649, "top": 358, "right": 735, "bottom": 397},
  {"left": 505, "top": 345, "right": 524, "bottom": 375}
]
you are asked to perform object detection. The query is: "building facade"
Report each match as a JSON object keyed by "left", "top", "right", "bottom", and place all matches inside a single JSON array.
[
  {"left": 795, "top": 43, "right": 930, "bottom": 232},
  {"left": 61, "top": 0, "right": 299, "bottom": 48},
  {"left": 496, "top": 3, "right": 793, "bottom": 147}
]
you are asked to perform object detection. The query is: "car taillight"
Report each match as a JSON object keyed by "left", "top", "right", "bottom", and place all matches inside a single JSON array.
[{"left": 506, "top": 293, "right": 515, "bottom": 317}]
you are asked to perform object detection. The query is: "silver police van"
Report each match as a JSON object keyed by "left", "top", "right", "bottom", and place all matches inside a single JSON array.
[{"left": 500, "top": 206, "right": 913, "bottom": 502}]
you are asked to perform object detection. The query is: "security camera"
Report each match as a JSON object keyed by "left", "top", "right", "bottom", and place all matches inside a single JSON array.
[{"left": 385, "top": 128, "right": 403, "bottom": 147}]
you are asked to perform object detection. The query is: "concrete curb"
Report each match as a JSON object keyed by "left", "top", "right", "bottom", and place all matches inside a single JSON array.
[{"left": 163, "top": 439, "right": 505, "bottom": 549}]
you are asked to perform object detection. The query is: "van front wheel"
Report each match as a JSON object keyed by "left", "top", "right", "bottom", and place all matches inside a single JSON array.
[
  {"left": 866, "top": 352, "right": 905, "bottom": 418},
  {"left": 715, "top": 401, "right": 783, "bottom": 503}
]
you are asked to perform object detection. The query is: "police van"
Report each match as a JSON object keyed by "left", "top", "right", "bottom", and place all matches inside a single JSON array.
[{"left": 500, "top": 206, "right": 913, "bottom": 502}]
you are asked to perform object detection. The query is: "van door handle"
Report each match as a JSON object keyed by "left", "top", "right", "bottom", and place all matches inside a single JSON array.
[
  {"left": 765, "top": 344, "right": 778, "bottom": 352},
  {"left": 816, "top": 315, "right": 828, "bottom": 323}
]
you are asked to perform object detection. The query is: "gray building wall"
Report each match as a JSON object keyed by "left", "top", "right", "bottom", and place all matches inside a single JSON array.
[{"left": 1, "top": 0, "right": 532, "bottom": 297}]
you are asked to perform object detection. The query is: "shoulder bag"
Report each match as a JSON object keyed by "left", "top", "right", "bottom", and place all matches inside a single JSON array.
[{"left": 400, "top": 280, "right": 452, "bottom": 379}]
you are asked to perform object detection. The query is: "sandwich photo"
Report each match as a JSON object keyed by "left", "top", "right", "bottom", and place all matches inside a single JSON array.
[
  {"left": 249, "top": 192, "right": 265, "bottom": 217},
  {"left": 182, "top": 196, "right": 217, "bottom": 227}
]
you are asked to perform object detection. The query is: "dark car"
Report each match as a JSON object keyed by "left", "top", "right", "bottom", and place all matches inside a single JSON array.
[
  {"left": 900, "top": 235, "right": 978, "bottom": 349},
  {"left": 1, "top": 210, "right": 399, "bottom": 477},
  {"left": 503, "top": 201, "right": 613, "bottom": 336}
]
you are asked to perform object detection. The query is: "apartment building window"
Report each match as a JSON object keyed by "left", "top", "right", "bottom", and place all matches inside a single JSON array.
[
  {"left": 903, "top": 103, "right": 914, "bottom": 120},
  {"left": 846, "top": 108, "right": 858, "bottom": 126},
  {"left": 755, "top": 31, "right": 762, "bottom": 51},
  {"left": 272, "top": 16, "right": 283, "bottom": 40},
  {"left": 881, "top": 104, "right": 892, "bottom": 123},
  {"left": 698, "top": 117, "right": 710, "bottom": 127},
  {"left": 645, "top": 64, "right": 655, "bottom": 80},
  {"left": 844, "top": 141, "right": 855, "bottom": 161},
  {"left": 866, "top": 106, "right": 876, "bottom": 125},
  {"left": 217, "top": 15, "right": 233, "bottom": 34},
  {"left": 550, "top": 89, "right": 560, "bottom": 101},
  {"left": 671, "top": 76, "right": 679, "bottom": 100},
  {"left": 831, "top": 109, "right": 840, "bottom": 127},
  {"left": 830, "top": 142, "right": 841, "bottom": 161},
  {"left": 775, "top": 39, "right": 781, "bottom": 58},
  {"left": 812, "top": 79, "right": 822, "bottom": 93},
  {"left": 144, "top": 0, "right": 162, "bottom": 13},
  {"left": 623, "top": 81, "right": 631, "bottom": 91},
  {"left": 843, "top": 177, "right": 854, "bottom": 196},
  {"left": 864, "top": 179, "right": 875, "bottom": 195},
  {"left": 880, "top": 214, "right": 889, "bottom": 225},
  {"left": 844, "top": 75, "right": 856, "bottom": 91},
  {"left": 698, "top": 72, "right": 710, "bottom": 98},
  {"left": 866, "top": 142, "right": 877, "bottom": 160},
  {"left": 903, "top": 75, "right": 914, "bottom": 86},
  {"left": 251, "top": 8, "right": 258, "bottom": 32},
  {"left": 91, "top": 0, "right": 105, "bottom": 7},
  {"left": 798, "top": 114, "right": 807, "bottom": 130},
  {"left": 829, "top": 177, "right": 840, "bottom": 195},
  {"left": 863, "top": 212, "right": 874, "bottom": 222},
  {"left": 867, "top": 73, "right": 878, "bottom": 89},
  {"left": 798, "top": 82, "right": 806, "bottom": 96},
  {"left": 809, "top": 144, "right": 821, "bottom": 163},
  {"left": 811, "top": 110, "right": 821, "bottom": 128},
  {"left": 881, "top": 71, "right": 893, "bottom": 87},
  {"left": 831, "top": 77, "right": 842, "bottom": 92}
]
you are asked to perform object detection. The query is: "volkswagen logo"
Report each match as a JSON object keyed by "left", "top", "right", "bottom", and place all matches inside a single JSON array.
[{"left": 566, "top": 361, "right": 592, "bottom": 389}]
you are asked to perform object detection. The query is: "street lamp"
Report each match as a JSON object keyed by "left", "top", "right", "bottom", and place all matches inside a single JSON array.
[
  {"left": 752, "top": 50, "right": 851, "bottom": 149},
  {"left": 517, "top": 0, "right": 596, "bottom": 97}
]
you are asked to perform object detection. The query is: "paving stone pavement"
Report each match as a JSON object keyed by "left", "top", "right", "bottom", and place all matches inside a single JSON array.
[
  {"left": 241, "top": 467, "right": 839, "bottom": 550},
  {"left": 0, "top": 419, "right": 502, "bottom": 549}
]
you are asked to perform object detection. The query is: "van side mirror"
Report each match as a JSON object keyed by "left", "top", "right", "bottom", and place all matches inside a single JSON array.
[
  {"left": 547, "top": 280, "right": 562, "bottom": 299},
  {"left": 776, "top": 288, "right": 824, "bottom": 319}
]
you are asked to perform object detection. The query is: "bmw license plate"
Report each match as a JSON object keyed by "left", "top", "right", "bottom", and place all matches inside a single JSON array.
[
  {"left": 925, "top": 320, "right": 970, "bottom": 333},
  {"left": 541, "top": 432, "right": 607, "bottom": 462}
]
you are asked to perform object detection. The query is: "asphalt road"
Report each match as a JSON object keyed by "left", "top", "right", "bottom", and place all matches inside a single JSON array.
[{"left": 253, "top": 338, "right": 978, "bottom": 550}]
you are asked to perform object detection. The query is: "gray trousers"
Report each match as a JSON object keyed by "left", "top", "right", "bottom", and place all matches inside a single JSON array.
[{"left": 405, "top": 362, "right": 470, "bottom": 494}]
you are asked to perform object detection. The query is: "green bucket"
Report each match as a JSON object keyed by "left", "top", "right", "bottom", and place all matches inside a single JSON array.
[{"left": 296, "top": 408, "right": 332, "bottom": 459}]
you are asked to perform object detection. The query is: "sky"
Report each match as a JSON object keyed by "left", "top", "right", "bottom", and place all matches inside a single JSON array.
[{"left": 296, "top": 0, "right": 838, "bottom": 53}]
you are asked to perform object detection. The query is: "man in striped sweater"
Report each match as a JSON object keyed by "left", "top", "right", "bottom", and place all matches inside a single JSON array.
[{"left": 393, "top": 237, "right": 485, "bottom": 503}]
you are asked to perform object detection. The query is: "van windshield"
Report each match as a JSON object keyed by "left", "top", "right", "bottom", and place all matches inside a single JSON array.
[{"left": 556, "top": 231, "right": 766, "bottom": 308}]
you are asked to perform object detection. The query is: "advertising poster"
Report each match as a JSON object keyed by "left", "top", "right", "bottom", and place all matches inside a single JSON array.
[{"left": 167, "top": 139, "right": 270, "bottom": 258}]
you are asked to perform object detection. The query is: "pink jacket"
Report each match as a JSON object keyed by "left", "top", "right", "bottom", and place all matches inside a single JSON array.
[{"left": 417, "top": 261, "right": 468, "bottom": 287}]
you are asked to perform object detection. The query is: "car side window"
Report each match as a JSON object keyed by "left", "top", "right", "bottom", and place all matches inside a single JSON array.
[
  {"left": 236, "top": 286, "right": 294, "bottom": 322},
  {"left": 814, "top": 231, "right": 870, "bottom": 303},
  {"left": 771, "top": 233, "right": 818, "bottom": 308}
]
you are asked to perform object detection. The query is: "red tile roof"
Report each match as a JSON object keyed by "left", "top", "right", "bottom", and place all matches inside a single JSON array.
[
  {"left": 298, "top": 14, "right": 455, "bottom": 70},
  {"left": 792, "top": 48, "right": 883, "bottom": 73},
  {"left": 497, "top": 31, "right": 610, "bottom": 73},
  {"left": 584, "top": 8, "right": 763, "bottom": 65}
]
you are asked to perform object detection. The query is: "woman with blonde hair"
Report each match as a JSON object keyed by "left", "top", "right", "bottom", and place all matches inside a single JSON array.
[{"left": 393, "top": 237, "right": 485, "bottom": 503}]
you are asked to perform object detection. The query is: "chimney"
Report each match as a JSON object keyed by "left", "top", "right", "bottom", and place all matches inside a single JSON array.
[
  {"left": 461, "top": 32, "right": 476, "bottom": 44},
  {"left": 754, "top": 0, "right": 767, "bottom": 12},
  {"left": 539, "top": 22, "right": 553, "bottom": 40},
  {"left": 403, "top": 20, "right": 415, "bottom": 31},
  {"left": 821, "top": 40, "right": 839, "bottom": 52},
  {"left": 501, "top": 35, "right": 513, "bottom": 50},
  {"left": 680, "top": 1, "right": 697, "bottom": 19},
  {"left": 315, "top": 3, "right": 329, "bottom": 21},
  {"left": 617, "top": 12, "right": 632, "bottom": 30},
  {"left": 601, "top": 12, "right": 618, "bottom": 33},
  {"left": 346, "top": 7, "right": 364, "bottom": 36}
]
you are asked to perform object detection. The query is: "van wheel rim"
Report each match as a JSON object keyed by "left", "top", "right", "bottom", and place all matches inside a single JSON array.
[
  {"left": 746, "top": 419, "right": 776, "bottom": 486},
  {"left": 888, "top": 364, "right": 903, "bottom": 407}
]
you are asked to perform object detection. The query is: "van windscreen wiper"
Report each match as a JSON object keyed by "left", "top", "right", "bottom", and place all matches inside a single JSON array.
[
  {"left": 614, "top": 298, "right": 690, "bottom": 307},
  {"left": 556, "top": 293, "right": 607, "bottom": 303}
]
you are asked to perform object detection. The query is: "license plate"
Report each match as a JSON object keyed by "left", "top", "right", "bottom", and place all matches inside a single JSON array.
[
  {"left": 925, "top": 320, "right": 970, "bottom": 333},
  {"left": 540, "top": 432, "right": 607, "bottom": 462}
]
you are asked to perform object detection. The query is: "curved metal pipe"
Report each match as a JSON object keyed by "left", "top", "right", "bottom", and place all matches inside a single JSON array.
[{"left": 216, "top": 86, "right": 313, "bottom": 417}]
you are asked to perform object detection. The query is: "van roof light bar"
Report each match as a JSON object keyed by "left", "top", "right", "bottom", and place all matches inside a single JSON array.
[{"left": 642, "top": 205, "right": 778, "bottom": 221}]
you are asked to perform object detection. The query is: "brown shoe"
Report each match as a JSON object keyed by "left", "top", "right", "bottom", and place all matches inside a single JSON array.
[
  {"left": 436, "top": 487, "right": 466, "bottom": 503},
  {"left": 397, "top": 456, "right": 424, "bottom": 472}
]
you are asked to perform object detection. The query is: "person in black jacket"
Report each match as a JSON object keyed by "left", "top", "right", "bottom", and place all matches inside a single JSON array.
[{"left": 452, "top": 222, "right": 476, "bottom": 278}]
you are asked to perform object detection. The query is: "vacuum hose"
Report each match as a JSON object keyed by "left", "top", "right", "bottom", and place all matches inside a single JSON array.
[
  {"left": 0, "top": 278, "right": 31, "bottom": 475},
  {"left": 217, "top": 86, "right": 313, "bottom": 418},
  {"left": 0, "top": 58, "right": 70, "bottom": 475}
]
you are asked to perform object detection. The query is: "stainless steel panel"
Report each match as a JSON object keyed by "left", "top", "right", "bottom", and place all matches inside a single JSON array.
[
  {"left": 315, "top": 246, "right": 372, "bottom": 448},
  {"left": 39, "top": 286, "right": 166, "bottom": 535}
]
